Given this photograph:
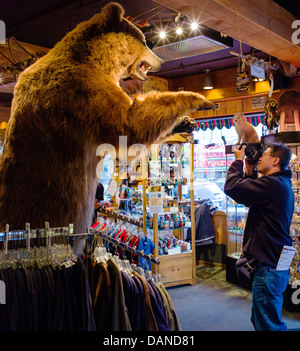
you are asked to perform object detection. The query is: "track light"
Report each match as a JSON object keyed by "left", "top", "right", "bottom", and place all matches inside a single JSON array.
[
  {"left": 203, "top": 69, "right": 213, "bottom": 90},
  {"left": 175, "top": 13, "right": 186, "bottom": 23}
]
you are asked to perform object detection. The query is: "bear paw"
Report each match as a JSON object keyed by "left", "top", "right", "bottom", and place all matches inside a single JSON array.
[
  {"left": 197, "top": 100, "right": 215, "bottom": 111},
  {"left": 171, "top": 116, "right": 199, "bottom": 134}
]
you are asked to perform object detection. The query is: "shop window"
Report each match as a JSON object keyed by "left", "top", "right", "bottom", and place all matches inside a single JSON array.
[{"left": 190, "top": 115, "right": 263, "bottom": 211}]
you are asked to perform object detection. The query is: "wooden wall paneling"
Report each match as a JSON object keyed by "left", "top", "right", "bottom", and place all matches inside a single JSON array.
[
  {"left": 225, "top": 99, "right": 242, "bottom": 115},
  {"left": 0, "top": 106, "right": 10, "bottom": 122}
]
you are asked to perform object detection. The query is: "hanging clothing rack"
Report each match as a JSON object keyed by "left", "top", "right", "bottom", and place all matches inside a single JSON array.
[
  {"left": 0, "top": 222, "right": 72, "bottom": 252},
  {"left": 70, "top": 229, "right": 160, "bottom": 265},
  {"left": 96, "top": 208, "right": 143, "bottom": 227},
  {"left": 0, "top": 222, "right": 159, "bottom": 265},
  {"left": 0, "top": 222, "right": 182, "bottom": 332}
]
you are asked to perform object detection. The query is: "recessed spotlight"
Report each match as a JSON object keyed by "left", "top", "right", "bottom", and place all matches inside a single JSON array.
[
  {"left": 159, "top": 31, "right": 166, "bottom": 39},
  {"left": 191, "top": 22, "right": 198, "bottom": 30},
  {"left": 176, "top": 27, "right": 183, "bottom": 35}
]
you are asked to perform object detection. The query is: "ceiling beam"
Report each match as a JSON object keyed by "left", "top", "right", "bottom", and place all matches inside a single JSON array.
[{"left": 155, "top": 0, "right": 300, "bottom": 67}]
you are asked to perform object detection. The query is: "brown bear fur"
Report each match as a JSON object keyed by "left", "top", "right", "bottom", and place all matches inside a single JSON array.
[{"left": 0, "top": 2, "right": 213, "bottom": 233}]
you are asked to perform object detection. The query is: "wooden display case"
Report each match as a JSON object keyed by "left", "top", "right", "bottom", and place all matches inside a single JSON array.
[{"left": 150, "top": 134, "right": 196, "bottom": 287}]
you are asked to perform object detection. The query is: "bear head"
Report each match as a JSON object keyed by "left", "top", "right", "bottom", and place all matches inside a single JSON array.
[{"left": 55, "top": 2, "right": 163, "bottom": 82}]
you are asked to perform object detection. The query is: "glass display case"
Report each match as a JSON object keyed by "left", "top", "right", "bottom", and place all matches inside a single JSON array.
[
  {"left": 149, "top": 135, "right": 196, "bottom": 287},
  {"left": 262, "top": 132, "right": 300, "bottom": 312},
  {"left": 288, "top": 143, "right": 300, "bottom": 286},
  {"left": 226, "top": 199, "right": 248, "bottom": 260}
]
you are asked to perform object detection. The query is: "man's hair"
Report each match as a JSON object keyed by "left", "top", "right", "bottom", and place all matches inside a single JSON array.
[{"left": 267, "top": 142, "right": 292, "bottom": 170}]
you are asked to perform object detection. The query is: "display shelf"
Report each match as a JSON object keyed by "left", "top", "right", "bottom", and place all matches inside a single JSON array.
[
  {"left": 98, "top": 136, "right": 196, "bottom": 287},
  {"left": 151, "top": 136, "right": 196, "bottom": 287},
  {"left": 226, "top": 200, "right": 248, "bottom": 260},
  {"left": 225, "top": 199, "right": 249, "bottom": 288},
  {"left": 262, "top": 131, "right": 300, "bottom": 145},
  {"left": 286, "top": 139, "right": 300, "bottom": 311},
  {"left": 146, "top": 226, "right": 191, "bottom": 231},
  {"left": 157, "top": 251, "right": 194, "bottom": 287}
]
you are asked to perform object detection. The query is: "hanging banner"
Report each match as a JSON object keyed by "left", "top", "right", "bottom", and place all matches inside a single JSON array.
[{"left": 197, "top": 114, "right": 263, "bottom": 131}]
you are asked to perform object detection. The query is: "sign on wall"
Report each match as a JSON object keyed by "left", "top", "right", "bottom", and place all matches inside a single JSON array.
[{"left": 142, "top": 76, "right": 169, "bottom": 93}]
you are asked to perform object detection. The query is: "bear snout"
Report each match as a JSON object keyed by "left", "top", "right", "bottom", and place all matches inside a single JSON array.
[{"left": 143, "top": 46, "right": 164, "bottom": 71}]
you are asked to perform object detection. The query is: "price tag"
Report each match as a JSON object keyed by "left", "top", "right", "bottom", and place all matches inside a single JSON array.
[{"left": 168, "top": 247, "right": 181, "bottom": 255}]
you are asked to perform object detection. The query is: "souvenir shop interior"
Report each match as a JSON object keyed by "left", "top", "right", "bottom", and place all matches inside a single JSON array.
[{"left": 0, "top": 0, "right": 300, "bottom": 332}]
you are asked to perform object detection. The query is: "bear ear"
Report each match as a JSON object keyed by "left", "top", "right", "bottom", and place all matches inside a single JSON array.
[{"left": 101, "top": 2, "right": 124, "bottom": 25}]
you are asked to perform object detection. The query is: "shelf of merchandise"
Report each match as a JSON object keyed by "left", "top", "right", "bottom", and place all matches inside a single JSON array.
[
  {"left": 150, "top": 134, "right": 196, "bottom": 287},
  {"left": 262, "top": 132, "right": 300, "bottom": 312},
  {"left": 225, "top": 199, "right": 252, "bottom": 290},
  {"left": 101, "top": 134, "right": 196, "bottom": 287}
]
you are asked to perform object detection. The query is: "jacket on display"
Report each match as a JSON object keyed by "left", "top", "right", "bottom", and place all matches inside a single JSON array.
[
  {"left": 224, "top": 159, "right": 294, "bottom": 268},
  {"left": 0, "top": 257, "right": 96, "bottom": 331},
  {"left": 85, "top": 255, "right": 181, "bottom": 332},
  {"left": 187, "top": 200, "right": 215, "bottom": 246}
]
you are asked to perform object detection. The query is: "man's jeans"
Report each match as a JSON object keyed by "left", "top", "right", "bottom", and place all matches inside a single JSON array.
[{"left": 251, "top": 264, "right": 289, "bottom": 331}]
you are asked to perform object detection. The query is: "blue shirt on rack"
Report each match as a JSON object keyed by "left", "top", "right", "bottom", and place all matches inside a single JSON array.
[{"left": 138, "top": 237, "right": 155, "bottom": 271}]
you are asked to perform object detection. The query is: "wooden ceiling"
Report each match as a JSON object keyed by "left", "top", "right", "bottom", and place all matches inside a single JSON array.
[
  {"left": 1, "top": 0, "right": 299, "bottom": 79},
  {"left": 155, "top": 0, "right": 300, "bottom": 67}
]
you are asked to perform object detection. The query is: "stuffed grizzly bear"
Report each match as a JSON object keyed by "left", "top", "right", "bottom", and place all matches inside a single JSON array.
[{"left": 0, "top": 2, "right": 213, "bottom": 233}]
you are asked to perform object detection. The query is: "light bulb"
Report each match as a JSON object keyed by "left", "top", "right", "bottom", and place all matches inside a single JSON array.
[
  {"left": 191, "top": 22, "right": 198, "bottom": 30},
  {"left": 176, "top": 27, "right": 183, "bottom": 35},
  {"left": 203, "top": 69, "right": 213, "bottom": 90},
  {"left": 159, "top": 31, "right": 166, "bottom": 39}
]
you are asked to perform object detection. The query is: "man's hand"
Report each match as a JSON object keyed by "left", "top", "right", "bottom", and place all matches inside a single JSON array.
[{"left": 234, "top": 145, "right": 246, "bottom": 160}]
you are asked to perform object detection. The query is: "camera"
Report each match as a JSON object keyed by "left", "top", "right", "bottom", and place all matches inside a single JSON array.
[{"left": 239, "top": 143, "right": 262, "bottom": 164}]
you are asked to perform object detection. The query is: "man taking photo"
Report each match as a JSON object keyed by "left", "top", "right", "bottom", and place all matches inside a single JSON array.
[{"left": 224, "top": 142, "right": 294, "bottom": 331}]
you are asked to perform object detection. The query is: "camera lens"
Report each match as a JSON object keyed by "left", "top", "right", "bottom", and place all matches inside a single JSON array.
[{"left": 245, "top": 145, "right": 262, "bottom": 164}]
